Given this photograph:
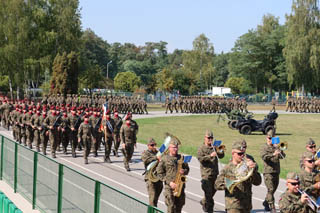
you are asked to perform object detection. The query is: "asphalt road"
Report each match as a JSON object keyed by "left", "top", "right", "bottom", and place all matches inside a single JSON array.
[{"left": 0, "top": 110, "right": 293, "bottom": 213}]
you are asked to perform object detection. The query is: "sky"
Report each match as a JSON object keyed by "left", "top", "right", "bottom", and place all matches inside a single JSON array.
[{"left": 79, "top": 0, "right": 293, "bottom": 53}]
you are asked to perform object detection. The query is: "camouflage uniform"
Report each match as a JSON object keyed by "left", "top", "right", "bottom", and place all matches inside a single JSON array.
[
  {"left": 197, "top": 131, "right": 224, "bottom": 213},
  {"left": 112, "top": 113, "right": 123, "bottom": 157},
  {"left": 215, "top": 141, "right": 262, "bottom": 213},
  {"left": 102, "top": 115, "right": 115, "bottom": 163},
  {"left": 44, "top": 112, "right": 61, "bottom": 158},
  {"left": 141, "top": 139, "right": 163, "bottom": 207},
  {"left": 120, "top": 119, "right": 136, "bottom": 171},
  {"left": 69, "top": 111, "right": 80, "bottom": 157},
  {"left": 279, "top": 172, "right": 313, "bottom": 213},
  {"left": 78, "top": 119, "right": 92, "bottom": 164},
  {"left": 260, "top": 133, "right": 285, "bottom": 211},
  {"left": 156, "top": 150, "right": 189, "bottom": 213}
]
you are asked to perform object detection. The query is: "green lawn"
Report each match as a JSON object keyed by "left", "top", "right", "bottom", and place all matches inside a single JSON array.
[{"left": 136, "top": 114, "right": 320, "bottom": 178}]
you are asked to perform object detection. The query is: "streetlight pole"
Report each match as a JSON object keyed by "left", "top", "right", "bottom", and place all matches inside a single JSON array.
[{"left": 107, "top": 60, "right": 112, "bottom": 79}]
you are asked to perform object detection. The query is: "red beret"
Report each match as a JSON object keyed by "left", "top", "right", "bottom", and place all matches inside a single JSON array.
[
  {"left": 106, "top": 110, "right": 111, "bottom": 115},
  {"left": 50, "top": 106, "right": 55, "bottom": 110}
]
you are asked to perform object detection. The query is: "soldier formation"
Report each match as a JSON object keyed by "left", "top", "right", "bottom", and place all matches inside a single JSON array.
[
  {"left": 165, "top": 96, "right": 248, "bottom": 114},
  {"left": 286, "top": 96, "right": 320, "bottom": 113},
  {"left": 0, "top": 94, "right": 139, "bottom": 168}
]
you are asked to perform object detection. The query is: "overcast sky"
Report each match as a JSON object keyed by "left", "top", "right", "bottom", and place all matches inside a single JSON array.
[{"left": 79, "top": 0, "right": 293, "bottom": 53}]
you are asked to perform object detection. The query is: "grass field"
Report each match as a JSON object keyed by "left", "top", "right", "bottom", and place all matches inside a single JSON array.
[
  {"left": 136, "top": 113, "right": 320, "bottom": 178},
  {"left": 147, "top": 103, "right": 287, "bottom": 111}
]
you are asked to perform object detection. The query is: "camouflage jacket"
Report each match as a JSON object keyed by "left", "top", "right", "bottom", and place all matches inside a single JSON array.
[
  {"left": 102, "top": 118, "right": 115, "bottom": 137},
  {"left": 120, "top": 123, "right": 135, "bottom": 144},
  {"left": 197, "top": 144, "right": 224, "bottom": 179},
  {"left": 260, "top": 143, "right": 285, "bottom": 174},
  {"left": 279, "top": 190, "right": 312, "bottom": 213},
  {"left": 141, "top": 149, "right": 158, "bottom": 181},
  {"left": 215, "top": 161, "right": 262, "bottom": 210},
  {"left": 299, "top": 169, "right": 319, "bottom": 198},
  {"left": 77, "top": 123, "right": 92, "bottom": 140},
  {"left": 156, "top": 154, "right": 189, "bottom": 186}
]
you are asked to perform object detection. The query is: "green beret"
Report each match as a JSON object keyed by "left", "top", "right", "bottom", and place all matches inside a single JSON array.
[
  {"left": 232, "top": 140, "right": 245, "bottom": 151},
  {"left": 286, "top": 172, "right": 299, "bottom": 181}
]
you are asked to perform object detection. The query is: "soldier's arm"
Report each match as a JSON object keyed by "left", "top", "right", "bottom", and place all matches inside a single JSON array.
[
  {"left": 260, "top": 146, "right": 274, "bottom": 161},
  {"left": 251, "top": 170, "right": 262, "bottom": 186},
  {"left": 182, "top": 162, "right": 189, "bottom": 175},
  {"left": 197, "top": 147, "right": 212, "bottom": 163},
  {"left": 214, "top": 168, "right": 227, "bottom": 190},
  {"left": 279, "top": 194, "right": 305, "bottom": 213},
  {"left": 156, "top": 159, "right": 166, "bottom": 182},
  {"left": 119, "top": 125, "right": 125, "bottom": 144},
  {"left": 77, "top": 124, "right": 82, "bottom": 138},
  {"left": 141, "top": 151, "right": 157, "bottom": 165}
]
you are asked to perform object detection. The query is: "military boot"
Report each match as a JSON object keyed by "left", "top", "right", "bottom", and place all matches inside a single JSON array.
[
  {"left": 84, "top": 158, "right": 88, "bottom": 164},
  {"left": 263, "top": 200, "right": 270, "bottom": 211},
  {"left": 72, "top": 152, "right": 76, "bottom": 158},
  {"left": 269, "top": 203, "right": 276, "bottom": 213},
  {"left": 36, "top": 147, "right": 40, "bottom": 152},
  {"left": 52, "top": 153, "right": 56, "bottom": 158}
]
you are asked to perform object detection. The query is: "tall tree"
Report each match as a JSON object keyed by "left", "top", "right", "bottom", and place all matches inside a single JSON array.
[{"left": 284, "top": 0, "right": 320, "bottom": 93}]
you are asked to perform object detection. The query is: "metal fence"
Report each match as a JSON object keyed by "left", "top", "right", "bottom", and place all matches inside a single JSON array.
[
  {"left": 0, "top": 135, "right": 163, "bottom": 213},
  {"left": 0, "top": 191, "right": 23, "bottom": 213}
]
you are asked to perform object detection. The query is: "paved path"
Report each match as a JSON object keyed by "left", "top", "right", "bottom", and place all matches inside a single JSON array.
[{"left": 0, "top": 110, "right": 296, "bottom": 213}]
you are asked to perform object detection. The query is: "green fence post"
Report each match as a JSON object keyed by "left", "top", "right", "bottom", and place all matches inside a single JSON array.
[
  {"left": 0, "top": 136, "right": 3, "bottom": 180},
  {"left": 94, "top": 181, "right": 101, "bottom": 213},
  {"left": 147, "top": 205, "right": 154, "bottom": 213},
  {"left": 32, "top": 152, "right": 38, "bottom": 209},
  {"left": 57, "top": 164, "right": 63, "bottom": 213},
  {"left": 14, "top": 143, "right": 18, "bottom": 193}
]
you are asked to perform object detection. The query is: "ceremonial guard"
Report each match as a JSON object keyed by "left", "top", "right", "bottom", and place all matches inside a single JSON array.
[
  {"left": 156, "top": 138, "right": 189, "bottom": 213},
  {"left": 90, "top": 109, "right": 102, "bottom": 157},
  {"left": 112, "top": 111, "right": 122, "bottom": 157},
  {"left": 141, "top": 138, "right": 163, "bottom": 207},
  {"left": 279, "top": 172, "right": 313, "bottom": 213},
  {"left": 32, "top": 109, "right": 42, "bottom": 152},
  {"left": 69, "top": 107, "right": 80, "bottom": 158},
  {"left": 44, "top": 107, "right": 61, "bottom": 158},
  {"left": 215, "top": 140, "right": 261, "bottom": 213},
  {"left": 60, "top": 110, "right": 70, "bottom": 154},
  {"left": 102, "top": 110, "right": 114, "bottom": 163},
  {"left": 120, "top": 113, "right": 135, "bottom": 171},
  {"left": 261, "top": 131, "right": 285, "bottom": 212},
  {"left": 36, "top": 111, "right": 48, "bottom": 155},
  {"left": 197, "top": 130, "right": 224, "bottom": 213},
  {"left": 78, "top": 116, "right": 92, "bottom": 164}
]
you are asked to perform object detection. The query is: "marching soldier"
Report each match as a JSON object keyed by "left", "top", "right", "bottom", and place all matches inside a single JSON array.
[
  {"left": 24, "top": 110, "right": 34, "bottom": 149},
  {"left": 112, "top": 111, "right": 122, "bottom": 157},
  {"left": 44, "top": 107, "right": 61, "bottom": 158},
  {"left": 60, "top": 110, "right": 70, "bottom": 154},
  {"left": 32, "top": 109, "right": 42, "bottom": 152},
  {"left": 261, "top": 131, "right": 286, "bottom": 213},
  {"left": 279, "top": 172, "right": 313, "bottom": 213},
  {"left": 78, "top": 116, "right": 92, "bottom": 164},
  {"left": 69, "top": 107, "right": 80, "bottom": 158},
  {"left": 156, "top": 138, "right": 190, "bottom": 213},
  {"left": 90, "top": 109, "right": 102, "bottom": 157},
  {"left": 120, "top": 115, "right": 136, "bottom": 171},
  {"left": 197, "top": 130, "right": 224, "bottom": 213},
  {"left": 102, "top": 110, "right": 114, "bottom": 163},
  {"left": 36, "top": 111, "right": 48, "bottom": 155},
  {"left": 141, "top": 138, "right": 163, "bottom": 207},
  {"left": 165, "top": 97, "right": 172, "bottom": 114},
  {"left": 215, "top": 140, "right": 261, "bottom": 213}
]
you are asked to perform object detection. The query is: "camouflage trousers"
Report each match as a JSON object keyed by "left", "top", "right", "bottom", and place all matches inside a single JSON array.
[
  {"left": 69, "top": 131, "right": 78, "bottom": 155},
  {"left": 146, "top": 180, "right": 163, "bottom": 207},
  {"left": 164, "top": 185, "right": 185, "bottom": 213},
  {"left": 113, "top": 133, "right": 120, "bottom": 152},
  {"left": 122, "top": 142, "right": 134, "bottom": 169},
  {"left": 82, "top": 136, "right": 91, "bottom": 159},
  {"left": 263, "top": 173, "right": 279, "bottom": 205},
  {"left": 104, "top": 136, "right": 113, "bottom": 158},
  {"left": 201, "top": 177, "right": 217, "bottom": 213}
]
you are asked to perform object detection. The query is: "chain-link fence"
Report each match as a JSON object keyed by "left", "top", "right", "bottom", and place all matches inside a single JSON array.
[{"left": 0, "top": 135, "right": 163, "bottom": 213}]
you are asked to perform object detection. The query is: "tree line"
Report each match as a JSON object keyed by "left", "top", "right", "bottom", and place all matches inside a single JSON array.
[{"left": 1, "top": 0, "right": 320, "bottom": 98}]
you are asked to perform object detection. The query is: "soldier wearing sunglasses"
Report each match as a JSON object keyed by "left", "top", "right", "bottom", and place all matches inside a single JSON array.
[
  {"left": 141, "top": 138, "right": 163, "bottom": 207},
  {"left": 279, "top": 172, "right": 312, "bottom": 213},
  {"left": 300, "top": 139, "right": 320, "bottom": 169},
  {"left": 299, "top": 152, "right": 320, "bottom": 202},
  {"left": 215, "top": 140, "right": 261, "bottom": 213},
  {"left": 197, "top": 130, "right": 224, "bottom": 213},
  {"left": 261, "top": 130, "right": 285, "bottom": 213}
]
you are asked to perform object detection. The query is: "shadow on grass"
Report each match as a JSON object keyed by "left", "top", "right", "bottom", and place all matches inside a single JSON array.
[{"left": 275, "top": 133, "right": 292, "bottom": 136}]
